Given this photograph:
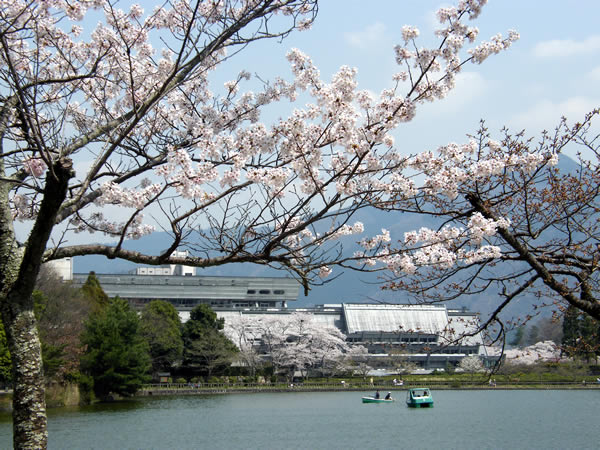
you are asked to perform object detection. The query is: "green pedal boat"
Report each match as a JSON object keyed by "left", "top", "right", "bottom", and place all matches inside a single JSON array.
[{"left": 406, "top": 388, "right": 434, "bottom": 408}]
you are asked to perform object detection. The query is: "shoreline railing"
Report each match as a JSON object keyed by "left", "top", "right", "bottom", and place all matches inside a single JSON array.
[{"left": 139, "top": 380, "right": 600, "bottom": 395}]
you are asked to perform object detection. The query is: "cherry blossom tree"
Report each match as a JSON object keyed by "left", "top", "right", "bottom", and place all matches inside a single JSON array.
[
  {"left": 375, "top": 111, "right": 600, "bottom": 350},
  {"left": 223, "top": 315, "right": 265, "bottom": 376},
  {"left": 275, "top": 313, "right": 348, "bottom": 379},
  {"left": 458, "top": 354, "right": 484, "bottom": 378},
  {"left": 225, "top": 312, "right": 348, "bottom": 379},
  {"left": 342, "top": 344, "right": 371, "bottom": 379},
  {"left": 0, "top": 0, "right": 520, "bottom": 446}
]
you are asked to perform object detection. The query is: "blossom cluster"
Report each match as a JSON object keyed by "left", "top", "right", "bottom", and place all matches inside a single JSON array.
[
  {"left": 467, "top": 213, "right": 510, "bottom": 244},
  {"left": 96, "top": 182, "right": 163, "bottom": 210},
  {"left": 70, "top": 212, "right": 154, "bottom": 239},
  {"left": 22, "top": 157, "right": 47, "bottom": 178}
]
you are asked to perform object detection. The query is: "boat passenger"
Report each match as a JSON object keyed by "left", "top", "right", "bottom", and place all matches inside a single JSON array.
[
  {"left": 374, "top": 390, "right": 380, "bottom": 399},
  {"left": 384, "top": 392, "right": 392, "bottom": 400}
]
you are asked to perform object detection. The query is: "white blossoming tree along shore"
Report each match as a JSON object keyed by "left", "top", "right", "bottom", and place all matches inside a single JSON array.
[
  {"left": 225, "top": 313, "right": 349, "bottom": 380},
  {"left": 0, "top": 0, "right": 522, "bottom": 447}
]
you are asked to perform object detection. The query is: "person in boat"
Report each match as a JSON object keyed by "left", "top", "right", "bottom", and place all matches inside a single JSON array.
[
  {"left": 384, "top": 392, "right": 392, "bottom": 400},
  {"left": 374, "top": 390, "right": 380, "bottom": 399}
]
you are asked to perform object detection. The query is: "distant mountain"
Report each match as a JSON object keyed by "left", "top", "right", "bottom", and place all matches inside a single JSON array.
[{"left": 74, "top": 154, "right": 581, "bottom": 319}]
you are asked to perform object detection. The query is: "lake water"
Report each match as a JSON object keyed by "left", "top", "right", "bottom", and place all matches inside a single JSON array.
[{"left": 0, "top": 390, "right": 598, "bottom": 449}]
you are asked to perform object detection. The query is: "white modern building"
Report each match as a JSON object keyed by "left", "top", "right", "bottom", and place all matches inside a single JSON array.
[
  {"left": 44, "top": 257, "right": 73, "bottom": 281},
  {"left": 217, "top": 303, "right": 495, "bottom": 369},
  {"left": 60, "top": 257, "right": 497, "bottom": 369}
]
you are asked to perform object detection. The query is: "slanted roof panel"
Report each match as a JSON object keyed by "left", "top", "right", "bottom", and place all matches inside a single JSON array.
[{"left": 343, "top": 304, "right": 448, "bottom": 334}]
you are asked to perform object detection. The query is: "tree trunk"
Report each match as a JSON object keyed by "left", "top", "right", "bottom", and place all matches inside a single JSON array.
[
  {"left": 0, "top": 158, "right": 74, "bottom": 448},
  {"left": 7, "top": 309, "right": 47, "bottom": 449},
  {"left": 0, "top": 241, "right": 47, "bottom": 449}
]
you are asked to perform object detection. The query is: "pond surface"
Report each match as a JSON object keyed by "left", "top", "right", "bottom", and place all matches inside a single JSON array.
[{"left": 0, "top": 390, "right": 598, "bottom": 449}]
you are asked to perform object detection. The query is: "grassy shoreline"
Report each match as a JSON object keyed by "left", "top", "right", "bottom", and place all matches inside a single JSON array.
[{"left": 137, "top": 380, "right": 600, "bottom": 396}]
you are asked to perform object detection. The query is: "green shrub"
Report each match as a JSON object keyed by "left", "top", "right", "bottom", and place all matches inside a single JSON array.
[{"left": 77, "top": 373, "right": 95, "bottom": 404}]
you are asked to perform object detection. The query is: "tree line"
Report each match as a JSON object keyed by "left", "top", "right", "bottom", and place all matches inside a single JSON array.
[
  {"left": 0, "top": 270, "right": 241, "bottom": 401},
  {"left": 0, "top": 270, "right": 373, "bottom": 401},
  {"left": 506, "top": 309, "right": 600, "bottom": 364},
  {"left": 3, "top": 268, "right": 599, "bottom": 404}
]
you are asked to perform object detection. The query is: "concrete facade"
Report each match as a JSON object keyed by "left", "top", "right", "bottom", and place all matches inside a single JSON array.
[{"left": 70, "top": 272, "right": 301, "bottom": 309}]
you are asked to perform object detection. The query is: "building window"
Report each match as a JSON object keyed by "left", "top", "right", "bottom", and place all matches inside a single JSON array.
[
  {"left": 273, "top": 290, "right": 284, "bottom": 295},
  {"left": 259, "top": 290, "right": 270, "bottom": 295},
  {"left": 247, "top": 290, "right": 256, "bottom": 294}
]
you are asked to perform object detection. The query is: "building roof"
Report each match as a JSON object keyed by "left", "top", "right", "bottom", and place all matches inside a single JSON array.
[{"left": 342, "top": 304, "right": 449, "bottom": 335}]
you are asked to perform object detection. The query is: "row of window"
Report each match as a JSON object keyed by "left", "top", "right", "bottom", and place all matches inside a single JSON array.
[
  {"left": 128, "top": 298, "right": 279, "bottom": 308},
  {"left": 347, "top": 336, "right": 438, "bottom": 343},
  {"left": 246, "top": 289, "right": 285, "bottom": 295}
]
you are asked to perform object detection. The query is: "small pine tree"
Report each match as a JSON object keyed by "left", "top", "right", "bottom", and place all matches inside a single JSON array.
[
  {"left": 509, "top": 326, "right": 525, "bottom": 347},
  {"left": 80, "top": 272, "right": 109, "bottom": 310},
  {"left": 562, "top": 305, "right": 580, "bottom": 356},
  {"left": 182, "top": 304, "right": 237, "bottom": 378},
  {"left": 80, "top": 297, "right": 151, "bottom": 399},
  {"left": 139, "top": 300, "right": 183, "bottom": 375}
]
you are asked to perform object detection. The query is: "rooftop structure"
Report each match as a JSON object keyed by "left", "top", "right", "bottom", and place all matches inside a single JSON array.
[{"left": 130, "top": 250, "right": 195, "bottom": 276}]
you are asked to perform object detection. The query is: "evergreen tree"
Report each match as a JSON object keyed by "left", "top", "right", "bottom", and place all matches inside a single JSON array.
[
  {"left": 562, "top": 305, "right": 600, "bottom": 361},
  {"left": 525, "top": 324, "right": 540, "bottom": 346},
  {"left": 80, "top": 297, "right": 151, "bottom": 399},
  {"left": 509, "top": 326, "right": 525, "bottom": 347},
  {"left": 182, "top": 305, "right": 237, "bottom": 378},
  {"left": 562, "top": 304, "right": 580, "bottom": 356},
  {"left": 187, "top": 304, "right": 225, "bottom": 330},
  {"left": 139, "top": 300, "right": 183, "bottom": 375},
  {"left": 580, "top": 314, "right": 599, "bottom": 363},
  {"left": 80, "top": 272, "right": 109, "bottom": 310}
]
